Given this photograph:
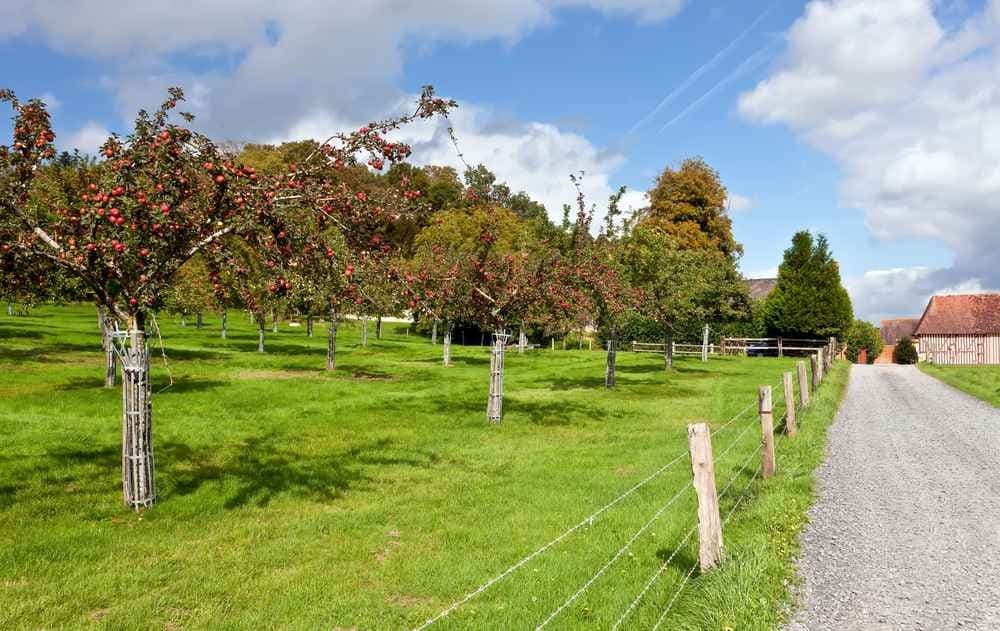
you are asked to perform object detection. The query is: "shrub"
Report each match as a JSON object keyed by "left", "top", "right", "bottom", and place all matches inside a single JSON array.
[
  {"left": 893, "top": 336, "right": 919, "bottom": 364},
  {"left": 844, "top": 319, "right": 883, "bottom": 364}
]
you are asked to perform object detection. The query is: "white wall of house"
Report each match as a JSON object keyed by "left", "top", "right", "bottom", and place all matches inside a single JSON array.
[{"left": 919, "top": 334, "right": 1000, "bottom": 365}]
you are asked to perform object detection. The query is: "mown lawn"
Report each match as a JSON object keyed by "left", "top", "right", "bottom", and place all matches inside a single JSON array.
[
  {"left": 0, "top": 304, "right": 848, "bottom": 630},
  {"left": 919, "top": 363, "right": 1000, "bottom": 407}
]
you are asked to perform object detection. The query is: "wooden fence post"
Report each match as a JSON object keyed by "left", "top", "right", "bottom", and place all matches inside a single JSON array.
[
  {"left": 721, "top": 337, "right": 727, "bottom": 355},
  {"left": 811, "top": 353, "right": 821, "bottom": 392},
  {"left": 687, "top": 422, "right": 723, "bottom": 571},
  {"left": 783, "top": 372, "right": 797, "bottom": 438},
  {"left": 759, "top": 386, "right": 776, "bottom": 479},
  {"left": 797, "top": 360, "right": 810, "bottom": 407}
]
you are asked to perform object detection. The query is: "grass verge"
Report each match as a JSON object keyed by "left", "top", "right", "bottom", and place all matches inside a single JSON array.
[
  {"left": 919, "top": 363, "right": 1000, "bottom": 407},
  {"left": 0, "top": 304, "right": 847, "bottom": 629}
]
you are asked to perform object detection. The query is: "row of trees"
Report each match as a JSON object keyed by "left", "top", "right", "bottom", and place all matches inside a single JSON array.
[{"left": 1, "top": 88, "right": 850, "bottom": 508}]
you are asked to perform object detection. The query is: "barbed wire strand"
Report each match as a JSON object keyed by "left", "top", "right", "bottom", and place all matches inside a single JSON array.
[
  {"left": 413, "top": 448, "right": 691, "bottom": 630},
  {"left": 416, "top": 377, "right": 782, "bottom": 630},
  {"left": 651, "top": 450, "right": 764, "bottom": 630},
  {"left": 610, "top": 523, "right": 697, "bottom": 631},
  {"left": 651, "top": 560, "right": 699, "bottom": 631},
  {"left": 535, "top": 484, "right": 694, "bottom": 629}
]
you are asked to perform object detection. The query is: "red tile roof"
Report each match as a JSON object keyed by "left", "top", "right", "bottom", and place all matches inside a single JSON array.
[
  {"left": 880, "top": 318, "right": 919, "bottom": 344},
  {"left": 914, "top": 294, "right": 1000, "bottom": 335}
]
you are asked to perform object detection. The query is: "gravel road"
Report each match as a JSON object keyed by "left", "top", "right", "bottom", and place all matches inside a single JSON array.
[{"left": 787, "top": 364, "right": 1000, "bottom": 630}]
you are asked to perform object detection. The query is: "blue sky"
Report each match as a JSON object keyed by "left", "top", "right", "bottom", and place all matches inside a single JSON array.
[{"left": 2, "top": 0, "right": 998, "bottom": 321}]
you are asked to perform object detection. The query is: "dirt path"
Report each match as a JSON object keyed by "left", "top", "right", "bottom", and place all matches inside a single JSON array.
[{"left": 788, "top": 364, "right": 1000, "bottom": 630}]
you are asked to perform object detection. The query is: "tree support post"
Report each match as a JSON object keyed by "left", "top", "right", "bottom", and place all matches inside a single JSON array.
[
  {"left": 783, "top": 372, "right": 798, "bottom": 438},
  {"left": 797, "top": 360, "right": 810, "bottom": 407},
  {"left": 759, "top": 386, "right": 776, "bottom": 479},
  {"left": 688, "top": 422, "right": 723, "bottom": 571}
]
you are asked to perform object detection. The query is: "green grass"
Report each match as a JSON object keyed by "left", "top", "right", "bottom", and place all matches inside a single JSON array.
[
  {"left": 0, "top": 304, "right": 848, "bottom": 630},
  {"left": 919, "top": 363, "right": 1000, "bottom": 407}
]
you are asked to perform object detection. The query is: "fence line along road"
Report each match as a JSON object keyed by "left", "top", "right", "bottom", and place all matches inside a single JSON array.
[{"left": 416, "top": 361, "right": 834, "bottom": 629}]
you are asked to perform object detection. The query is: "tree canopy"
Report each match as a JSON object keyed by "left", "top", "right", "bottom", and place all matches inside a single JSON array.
[{"left": 764, "top": 231, "right": 853, "bottom": 339}]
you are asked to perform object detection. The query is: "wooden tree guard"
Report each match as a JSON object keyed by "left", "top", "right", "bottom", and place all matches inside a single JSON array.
[
  {"left": 605, "top": 337, "right": 617, "bottom": 388},
  {"left": 220, "top": 309, "right": 227, "bottom": 340},
  {"left": 797, "top": 360, "right": 810, "bottom": 407},
  {"left": 688, "top": 422, "right": 723, "bottom": 571},
  {"left": 701, "top": 324, "right": 710, "bottom": 362},
  {"left": 306, "top": 315, "right": 314, "bottom": 337},
  {"left": 664, "top": 334, "right": 674, "bottom": 370},
  {"left": 431, "top": 320, "right": 438, "bottom": 345},
  {"left": 487, "top": 331, "right": 510, "bottom": 423},
  {"left": 518, "top": 323, "right": 526, "bottom": 354},
  {"left": 100, "top": 309, "right": 117, "bottom": 389},
  {"left": 272, "top": 311, "right": 278, "bottom": 334},
  {"left": 257, "top": 319, "right": 266, "bottom": 353},
  {"left": 783, "top": 372, "right": 798, "bottom": 438},
  {"left": 442, "top": 321, "right": 453, "bottom": 366},
  {"left": 758, "top": 386, "right": 776, "bottom": 479},
  {"left": 326, "top": 312, "right": 338, "bottom": 370},
  {"left": 777, "top": 337, "right": 784, "bottom": 357},
  {"left": 361, "top": 316, "right": 369, "bottom": 346},
  {"left": 118, "top": 327, "right": 155, "bottom": 509}
]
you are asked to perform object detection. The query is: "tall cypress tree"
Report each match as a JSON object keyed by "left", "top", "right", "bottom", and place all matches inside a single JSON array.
[{"left": 764, "top": 231, "right": 853, "bottom": 339}]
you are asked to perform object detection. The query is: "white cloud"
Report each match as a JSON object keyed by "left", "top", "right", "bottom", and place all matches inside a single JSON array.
[
  {"left": 0, "top": 1, "right": 685, "bottom": 225},
  {"left": 727, "top": 193, "right": 752, "bottom": 212},
  {"left": 63, "top": 121, "right": 110, "bottom": 155},
  {"left": 740, "top": 0, "right": 1000, "bottom": 319}
]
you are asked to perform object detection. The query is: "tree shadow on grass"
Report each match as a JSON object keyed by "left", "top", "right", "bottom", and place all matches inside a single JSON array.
[
  {"left": 55, "top": 376, "right": 228, "bottom": 394},
  {"left": 0, "top": 436, "right": 442, "bottom": 513},
  {"left": 0, "top": 324, "right": 44, "bottom": 341}
]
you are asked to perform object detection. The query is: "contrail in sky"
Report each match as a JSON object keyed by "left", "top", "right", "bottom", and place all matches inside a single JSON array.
[
  {"left": 628, "top": 1, "right": 778, "bottom": 135},
  {"left": 658, "top": 39, "right": 777, "bottom": 132}
]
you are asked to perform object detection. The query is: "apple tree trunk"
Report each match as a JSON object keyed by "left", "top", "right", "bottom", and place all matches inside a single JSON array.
[
  {"left": 361, "top": 316, "right": 369, "bottom": 346},
  {"left": 431, "top": 320, "right": 438, "bottom": 345},
  {"left": 376, "top": 316, "right": 383, "bottom": 340},
  {"left": 220, "top": 309, "right": 227, "bottom": 339},
  {"left": 258, "top": 319, "right": 266, "bottom": 353},
  {"left": 306, "top": 315, "right": 314, "bottom": 337},
  {"left": 196, "top": 312, "right": 204, "bottom": 329}
]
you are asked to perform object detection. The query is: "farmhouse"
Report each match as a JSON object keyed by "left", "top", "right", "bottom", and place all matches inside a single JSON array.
[
  {"left": 875, "top": 317, "right": 919, "bottom": 364},
  {"left": 914, "top": 293, "right": 1000, "bottom": 364}
]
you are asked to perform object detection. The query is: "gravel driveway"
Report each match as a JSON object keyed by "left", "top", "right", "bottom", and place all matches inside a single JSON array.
[{"left": 787, "top": 364, "right": 1000, "bottom": 630}]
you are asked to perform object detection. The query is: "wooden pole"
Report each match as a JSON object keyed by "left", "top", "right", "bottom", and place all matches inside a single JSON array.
[
  {"left": 811, "top": 353, "right": 820, "bottom": 392},
  {"left": 687, "top": 422, "right": 723, "bottom": 571},
  {"left": 797, "top": 360, "right": 810, "bottom": 407},
  {"left": 783, "top": 372, "right": 797, "bottom": 438},
  {"left": 759, "top": 386, "right": 776, "bottom": 479}
]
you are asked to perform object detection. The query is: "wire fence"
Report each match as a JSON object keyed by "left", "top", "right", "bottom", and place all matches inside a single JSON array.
[{"left": 416, "top": 368, "right": 820, "bottom": 630}]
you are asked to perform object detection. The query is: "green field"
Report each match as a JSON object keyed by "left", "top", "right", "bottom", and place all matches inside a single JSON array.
[
  {"left": 919, "top": 363, "right": 1000, "bottom": 407},
  {"left": 0, "top": 305, "right": 848, "bottom": 630}
]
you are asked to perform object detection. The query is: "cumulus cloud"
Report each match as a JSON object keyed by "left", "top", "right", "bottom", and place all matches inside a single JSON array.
[
  {"left": 0, "top": 0, "right": 685, "bottom": 224},
  {"left": 63, "top": 121, "right": 110, "bottom": 155},
  {"left": 739, "top": 0, "right": 1000, "bottom": 319},
  {"left": 727, "top": 193, "right": 752, "bottom": 212}
]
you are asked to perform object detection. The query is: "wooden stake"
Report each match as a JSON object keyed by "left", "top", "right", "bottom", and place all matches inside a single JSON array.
[
  {"left": 759, "top": 386, "right": 776, "bottom": 479},
  {"left": 783, "top": 372, "right": 797, "bottom": 438},
  {"left": 687, "top": 422, "right": 723, "bottom": 571},
  {"left": 797, "top": 360, "right": 810, "bottom": 407},
  {"left": 811, "top": 352, "right": 821, "bottom": 392}
]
